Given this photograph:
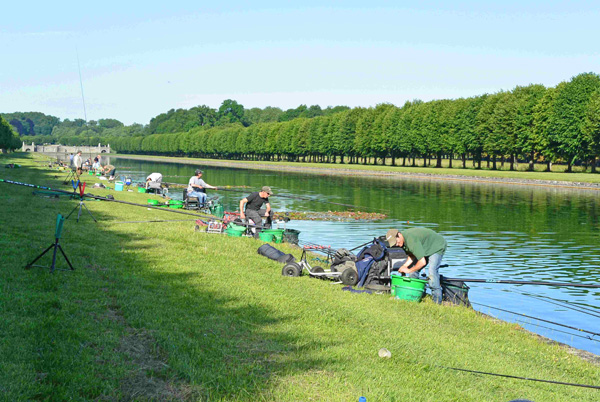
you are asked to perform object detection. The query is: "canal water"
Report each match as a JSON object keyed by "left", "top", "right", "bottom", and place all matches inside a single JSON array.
[{"left": 110, "top": 156, "right": 600, "bottom": 355}]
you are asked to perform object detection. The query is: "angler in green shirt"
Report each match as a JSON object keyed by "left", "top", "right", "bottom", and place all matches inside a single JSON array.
[{"left": 385, "top": 227, "right": 447, "bottom": 304}]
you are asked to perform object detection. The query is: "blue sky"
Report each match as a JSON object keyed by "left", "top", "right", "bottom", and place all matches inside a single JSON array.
[{"left": 1, "top": 1, "right": 599, "bottom": 125}]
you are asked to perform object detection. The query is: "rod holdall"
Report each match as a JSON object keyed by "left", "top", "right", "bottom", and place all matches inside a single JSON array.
[{"left": 257, "top": 244, "right": 296, "bottom": 264}]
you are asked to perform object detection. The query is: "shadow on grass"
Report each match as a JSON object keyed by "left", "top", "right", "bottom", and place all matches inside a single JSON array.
[{"left": 1, "top": 153, "right": 337, "bottom": 400}]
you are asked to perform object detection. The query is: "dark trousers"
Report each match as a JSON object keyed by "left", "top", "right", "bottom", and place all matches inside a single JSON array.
[{"left": 245, "top": 209, "right": 273, "bottom": 229}]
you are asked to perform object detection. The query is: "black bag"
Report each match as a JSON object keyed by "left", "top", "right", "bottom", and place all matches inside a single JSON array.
[
  {"left": 363, "top": 259, "right": 388, "bottom": 286},
  {"left": 440, "top": 275, "right": 471, "bottom": 307},
  {"left": 257, "top": 244, "right": 296, "bottom": 264}
]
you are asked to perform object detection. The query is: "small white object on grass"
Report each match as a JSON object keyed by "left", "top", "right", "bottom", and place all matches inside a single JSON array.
[{"left": 378, "top": 348, "right": 392, "bottom": 358}]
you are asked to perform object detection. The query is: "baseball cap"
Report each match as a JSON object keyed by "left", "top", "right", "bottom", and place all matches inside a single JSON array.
[
  {"left": 385, "top": 229, "right": 399, "bottom": 247},
  {"left": 195, "top": 169, "right": 204, "bottom": 175},
  {"left": 261, "top": 186, "right": 273, "bottom": 195}
]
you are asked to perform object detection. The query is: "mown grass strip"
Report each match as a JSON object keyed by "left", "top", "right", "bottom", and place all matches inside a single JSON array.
[{"left": 1, "top": 153, "right": 599, "bottom": 401}]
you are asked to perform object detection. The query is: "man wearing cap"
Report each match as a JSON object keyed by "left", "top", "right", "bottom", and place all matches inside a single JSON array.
[
  {"left": 240, "top": 186, "right": 273, "bottom": 229},
  {"left": 187, "top": 169, "right": 217, "bottom": 204},
  {"left": 385, "top": 227, "right": 447, "bottom": 304}
]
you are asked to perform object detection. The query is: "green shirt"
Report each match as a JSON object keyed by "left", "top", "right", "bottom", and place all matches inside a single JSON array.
[{"left": 401, "top": 228, "right": 447, "bottom": 260}]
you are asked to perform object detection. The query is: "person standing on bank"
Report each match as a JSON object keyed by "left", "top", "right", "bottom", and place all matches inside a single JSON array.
[
  {"left": 385, "top": 227, "right": 447, "bottom": 304},
  {"left": 187, "top": 169, "right": 217, "bottom": 204},
  {"left": 240, "top": 186, "right": 273, "bottom": 229},
  {"left": 73, "top": 150, "right": 83, "bottom": 175}
]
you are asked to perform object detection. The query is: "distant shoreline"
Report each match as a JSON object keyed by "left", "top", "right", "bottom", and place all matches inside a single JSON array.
[{"left": 110, "top": 153, "right": 600, "bottom": 192}]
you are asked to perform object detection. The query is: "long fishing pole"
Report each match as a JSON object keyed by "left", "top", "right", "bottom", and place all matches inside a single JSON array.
[
  {"left": 518, "top": 292, "right": 600, "bottom": 319},
  {"left": 0, "top": 179, "right": 221, "bottom": 221},
  {"left": 444, "top": 277, "right": 600, "bottom": 289},
  {"left": 110, "top": 219, "right": 201, "bottom": 224},
  {"left": 438, "top": 364, "right": 600, "bottom": 390},
  {"left": 512, "top": 319, "right": 600, "bottom": 342},
  {"left": 472, "top": 301, "right": 600, "bottom": 337}
]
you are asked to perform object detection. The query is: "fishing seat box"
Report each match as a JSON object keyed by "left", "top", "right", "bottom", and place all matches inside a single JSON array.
[{"left": 387, "top": 247, "right": 408, "bottom": 270}]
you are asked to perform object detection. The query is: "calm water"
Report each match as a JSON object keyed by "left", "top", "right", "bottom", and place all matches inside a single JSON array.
[{"left": 111, "top": 156, "right": 600, "bottom": 355}]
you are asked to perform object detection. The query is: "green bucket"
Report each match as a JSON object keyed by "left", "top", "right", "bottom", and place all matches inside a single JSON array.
[
  {"left": 96, "top": 172, "right": 101, "bottom": 176},
  {"left": 262, "top": 229, "right": 284, "bottom": 243},
  {"left": 390, "top": 275, "right": 427, "bottom": 302},
  {"left": 226, "top": 227, "right": 245, "bottom": 237},
  {"left": 169, "top": 200, "right": 184, "bottom": 209},
  {"left": 227, "top": 223, "right": 247, "bottom": 232},
  {"left": 88, "top": 171, "right": 94, "bottom": 175},
  {"left": 147, "top": 199, "right": 160, "bottom": 206},
  {"left": 258, "top": 232, "right": 274, "bottom": 242},
  {"left": 137, "top": 186, "right": 146, "bottom": 193}
]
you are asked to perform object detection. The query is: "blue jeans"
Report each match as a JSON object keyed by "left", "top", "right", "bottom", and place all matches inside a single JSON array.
[
  {"left": 188, "top": 191, "right": 207, "bottom": 204},
  {"left": 408, "top": 253, "right": 443, "bottom": 304}
]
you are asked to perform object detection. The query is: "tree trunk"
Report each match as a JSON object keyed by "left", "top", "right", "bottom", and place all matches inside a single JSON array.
[
  {"left": 402, "top": 156, "right": 406, "bottom": 166},
  {"left": 567, "top": 161, "right": 572, "bottom": 173},
  {"left": 528, "top": 150, "right": 535, "bottom": 171},
  {"left": 592, "top": 157, "right": 597, "bottom": 173},
  {"left": 492, "top": 155, "right": 497, "bottom": 170},
  {"left": 509, "top": 154, "right": 515, "bottom": 171},
  {"left": 436, "top": 153, "right": 442, "bottom": 168},
  {"left": 546, "top": 161, "right": 552, "bottom": 172},
  {"left": 462, "top": 153, "right": 466, "bottom": 168},
  {"left": 391, "top": 156, "right": 395, "bottom": 166}
]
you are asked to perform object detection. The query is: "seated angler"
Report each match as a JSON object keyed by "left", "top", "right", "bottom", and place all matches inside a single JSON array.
[
  {"left": 239, "top": 186, "right": 274, "bottom": 230},
  {"left": 102, "top": 163, "right": 116, "bottom": 181},
  {"left": 146, "top": 172, "right": 164, "bottom": 192},
  {"left": 187, "top": 169, "right": 217, "bottom": 205}
]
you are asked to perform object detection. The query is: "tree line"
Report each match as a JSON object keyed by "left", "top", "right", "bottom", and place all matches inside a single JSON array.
[
  {"left": 2, "top": 100, "right": 350, "bottom": 147},
  {"left": 110, "top": 72, "right": 600, "bottom": 172},
  {"left": 4, "top": 72, "right": 600, "bottom": 171}
]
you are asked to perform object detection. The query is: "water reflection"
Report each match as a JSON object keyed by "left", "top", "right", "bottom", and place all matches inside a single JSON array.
[{"left": 112, "top": 157, "right": 600, "bottom": 354}]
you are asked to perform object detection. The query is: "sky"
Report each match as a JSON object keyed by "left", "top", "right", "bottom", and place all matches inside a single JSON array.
[{"left": 1, "top": 1, "right": 599, "bottom": 125}]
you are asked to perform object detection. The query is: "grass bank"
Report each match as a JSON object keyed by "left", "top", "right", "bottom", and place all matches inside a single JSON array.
[
  {"left": 112, "top": 154, "right": 600, "bottom": 187},
  {"left": 1, "top": 153, "right": 599, "bottom": 401}
]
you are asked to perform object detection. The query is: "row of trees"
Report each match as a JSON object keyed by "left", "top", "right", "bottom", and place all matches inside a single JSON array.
[
  {"left": 0, "top": 116, "right": 21, "bottom": 152},
  {"left": 2, "top": 101, "right": 350, "bottom": 144},
  {"left": 108, "top": 73, "right": 600, "bottom": 172}
]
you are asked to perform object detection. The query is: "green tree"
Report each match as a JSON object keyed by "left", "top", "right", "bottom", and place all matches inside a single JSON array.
[
  {"left": 218, "top": 100, "right": 246, "bottom": 126},
  {"left": 547, "top": 72, "right": 600, "bottom": 172},
  {"left": 582, "top": 90, "right": 600, "bottom": 172},
  {"left": 512, "top": 84, "right": 547, "bottom": 170}
]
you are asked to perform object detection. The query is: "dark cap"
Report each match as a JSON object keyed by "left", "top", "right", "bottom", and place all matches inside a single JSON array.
[
  {"left": 195, "top": 169, "right": 204, "bottom": 175},
  {"left": 261, "top": 186, "right": 273, "bottom": 195},
  {"left": 385, "top": 229, "right": 399, "bottom": 247}
]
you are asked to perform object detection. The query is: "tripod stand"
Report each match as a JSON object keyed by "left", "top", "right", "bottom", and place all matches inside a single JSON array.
[
  {"left": 26, "top": 214, "right": 74, "bottom": 273},
  {"left": 62, "top": 168, "right": 79, "bottom": 185},
  {"left": 65, "top": 181, "right": 97, "bottom": 223}
]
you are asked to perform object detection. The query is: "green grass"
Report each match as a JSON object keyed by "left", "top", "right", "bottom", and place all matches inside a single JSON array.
[
  {"left": 115, "top": 153, "right": 600, "bottom": 185},
  {"left": 1, "top": 153, "right": 599, "bottom": 401}
]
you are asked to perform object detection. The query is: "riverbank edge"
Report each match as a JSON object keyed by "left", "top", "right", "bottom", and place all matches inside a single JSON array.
[{"left": 111, "top": 154, "right": 600, "bottom": 191}]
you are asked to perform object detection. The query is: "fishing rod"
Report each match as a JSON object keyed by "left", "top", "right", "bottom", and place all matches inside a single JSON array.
[
  {"left": 438, "top": 364, "right": 600, "bottom": 390},
  {"left": 444, "top": 277, "right": 600, "bottom": 289},
  {"left": 472, "top": 301, "right": 600, "bottom": 337},
  {"left": 0, "top": 179, "right": 222, "bottom": 221},
  {"left": 110, "top": 219, "right": 201, "bottom": 224},
  {"left": 518, "top": 292, "right": 600, "bottom": 319},
  {"left": 512, "top": 319, "right": 600, "bottom": 342}
]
